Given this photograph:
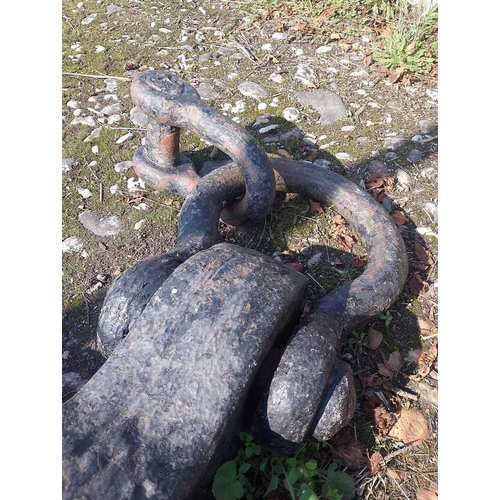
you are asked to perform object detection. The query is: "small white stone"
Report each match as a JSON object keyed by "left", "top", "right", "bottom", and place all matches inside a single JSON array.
[
  {"left": 261, "top": 43, "right": 274, "bottom": 51},
  {"left": 62, "top": 236, "right": 84, "bottom": 253},
  {"left": 151, "top": 22, "right": 156, "bottom": 28},
  {"left": 89, "top": 160, "right": 97, "bottom": 167},
  {"left": 110, "top": 184, "right": 120, "bottom": 194},
  {"left": 107, "top": 114, "right": 122, "bottom": 125},
  {"left": 91, "top": 145, "right": 99, "bottom": 154},
  {"left": 133, "top": 203, "right": 149, "bottom": 211},
  {"left": 355, "top": 89, "right": 367, "bottom": 95},
  {"left": 341, "top": 125, "right": 356, "bottom": 132},
  {"left": 94, "top": 45, "right": 106, "bottom": 53},
  {"left": 335, "top": 152, "right": 355, "bottom": 161},
  {"left": 171, "top": 288, "right": 178, "bottom": 294},
  {"left": 272, "top": 33, "right": 287, "bottom": 40},
  {"left": 317, "top": 135, "right": 328, "bottom": 141},
  {"left": 73, "top": 109, "right": 83, "bottom": 116},
  {"left": 316, "top": 46, "right": 333, "bottom": 54},
  {"left": 232, "top": 117, "right": 242, "bottom": 123},
  {"left": 283, "top": 107, "right": 300, "bottom": 122},
  {"left": 259, "top": 124, "right": 279, "bottom": 134},
  {"left": 127, "top": 177, "right": 146, "bottom": 192},
  {"left": 116, "top": 132, "right": 134, "bottom": 144},
  {"left": 291, "top": 47, "right": 304, "bottom": 56},
  {"left": 77, "top": 187, "right": 92, "bottom": 199},
  {"left": 67, "top": 99, "right": 80, "bottom": 109},
  {"left": 361, "top": 35, "right": 371, "bottom": 43},
  {"left": 257, "top": 103, "right": 267, "bottom": 110},
  {"left": 114, "top": 161, "right": 134, "bottom": 173},
  {"left": 82, "top": 13, "right": 98, "bottom": 25}
]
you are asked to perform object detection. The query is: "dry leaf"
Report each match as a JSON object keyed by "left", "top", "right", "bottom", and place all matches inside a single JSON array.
[
  {"left": 368, "top": 451, "right": 386, "bottom": 475},
  {"left": 388, "top": 408, "right": 430, "bottom": 445},
  {"left": 329, "top": 428, "right": 364, "bottom": 467},
  {"left": 352, "top": 256, "right": 365, "bottom": 268},
  {"left": 337, "top": 233, "right": 355, "bottom": 251},
  {"left": 416, "top": 486, "right": 438, "bottom": 500},
  {"left": 366, "top": 327, "right": 383, "bottom": 350},
  {"left": 308, "top": 199, "right": 324, "bottom": 214},
  {"left": 391, "top": 211, "right": 407, "bottom": 227},
  {"left": 405, "top": 348, "right": 422, "bottom": 364},
  {"left": 405, "top": 41, "right": 416, "bottom": 55},
  {"left": 261, "top": 8, "right": 270, "bottom": 20},
  {"left": 373, "top": 406, "right": 397, "bottom": 436},
  {"left": 408, "top": 274, "right": 430, "bottom": 295},
  {"left": 415, "top": 242, "right": 433, "bottom": 265},
  {"left": 378, "top": 352, "right": 403, "bottom": 377},
  {"left": 363, "top": 54, "right": 373, "bottom": 67},
  {"left": 387, "top": 469, "right": 410, "bottom": 481},
  {"left": 318, "top": 7, "right": 336, "bottom": 20},
  {"left": 338, "top": 42, "right": 351, "bottom": 51},
  {"left": 411, "top": 340, "right": 438, "bottom": 380}
]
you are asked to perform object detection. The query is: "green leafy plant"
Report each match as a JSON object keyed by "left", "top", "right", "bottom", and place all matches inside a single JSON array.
[
  {"left": 378, "top": 310, "right": 393, "bottom": 328},
  {"left": 348, "top": 329, "right": 367, "bottom": 356},
  {"left": 372, "top": 2, "right": 438, "bottom": 75},
  {"left": 212, "top": 434, "right": 355, "bottom": 500}
]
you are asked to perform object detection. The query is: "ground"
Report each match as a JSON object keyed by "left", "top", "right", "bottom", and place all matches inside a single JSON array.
[{"left": 62, "top": 1, "right": 438, "bottom": 498}]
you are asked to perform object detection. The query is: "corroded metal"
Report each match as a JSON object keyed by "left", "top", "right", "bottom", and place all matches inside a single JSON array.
[
  {"left": 131, "top": 70, "right": 275, "bottom": 225},
  {"left": 63, "top": 71, "right": 410, "bottom": 498}
]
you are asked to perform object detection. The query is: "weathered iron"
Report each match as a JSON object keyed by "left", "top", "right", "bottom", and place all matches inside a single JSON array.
[
  {"left": 131, "top": 70, "right": 276, "bottom": 226},
  {"left": 62, "top": 70, "right": 409, "bottom": 499}
]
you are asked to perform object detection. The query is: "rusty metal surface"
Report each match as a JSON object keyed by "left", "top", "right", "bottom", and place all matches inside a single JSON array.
[{"left": 131, "top": 71, "right": 276, "bottom": 225}]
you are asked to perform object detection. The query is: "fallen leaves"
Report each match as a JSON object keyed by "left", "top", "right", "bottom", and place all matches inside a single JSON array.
[
  {"left": 367, "top": 451, "right": 386, "bottom": 475},
  {"left": 410, "top": 340, "right": 438, "bottom": 381},
  {"left": 388, "top": 408, "right": 431, "bottom": 445},
  {"left": 328, "top": 214, "right": 357, "bottom": 251},
  {"left": 377, "top": 351, "right": 403, "bottom": 378},
  {"left": 416, "top": 486, "right": 438, "bottom": 499},
  {"left": 408, "top": 274, "right": 430, "bottom": 296},
  {"left": 365, "top": 327, "right": 383, "bottom": 350},
  {"left": 328, "top": 428, "right": 364, "bottom": 467},
  {"left": 412, "top": 242, "right": 434, "bottom": 271}
]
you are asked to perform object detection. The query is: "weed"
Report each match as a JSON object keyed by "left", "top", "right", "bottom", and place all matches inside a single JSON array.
[
  {"left": 378, "top": 310, "right": 393, "bottom": 328},
  {"left": 212, "top": 432, "right": 354, "bottom": 500},
  {"left": 348, "top": 329, "right": 366, "bottom": 356}
]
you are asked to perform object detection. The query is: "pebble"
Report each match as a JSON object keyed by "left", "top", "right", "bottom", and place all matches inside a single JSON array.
[
  {"left": 302, "top": 137, "right": 317, "bottom": 146},
  {"left": 419, "top": 119, "right": 434, "bottom": 134},
  {"left": 70, "top": 116, "right": 97, "bottom": 127},
  {"left": 272, "top": 33, "right": 287, "bottom": 40},
  {"left": 81, "top": 13, "right": 98, "bottom": 25},
  {"left": 62, "top": 236, "right": 84, "bottom": 253},
  {"left": 341, "top": 125, "right": 356, "bottom": 132},
  {"left": 237, "top": 82, "right": 268, "bottom": 100},
  {"left": 78, "top": 211, "right": 123, "bottom": 237},
  {"left": 291, "top": 47, "right": 304, "bottom": 56},
  {"left": 110, "top": 184, "right": 120, "bottom": 194},
  {"left": 91, "top": 145, "right": 99, "bottom": 154},
  {"left": 369, "top": 160, "right": 389, "bottom": 176},
  {"left": 259, "top": 124, "right": 279, "bottom": 134},
  {"left": 83, "top": 127, "right": 103, "bottom": 143},
  {"left": 283, "top": 107, "right": 300, "bottom": 122},
  {"left": 231, "top": 100, "right": 247, "bottom": 113},
  {"left": 407, "top": 149, "right": 423, "bottom": 163},
  {"left": 62, "top": 158, "right": 77, "bottom": 176},
  {"left": 295, "top": 89, "right": 348, "bottom": 125},
  {"left": 94, "top": 45, "right": 106, "bottom": 53},
  {"left": 421, "top": 167, "right": 437, "bottom": 179},
  {"left": 294, "top": 64, "right": 316, "bottom": 87},
  {"left": 417, "top": 227, "right": 438, "bottom": 238},
  {"left": 387, "top": 100, "right": 403, "bottom": 110},
  {"left": 395, "top": 168, "right": 412, "bottom": 188},
  {"left": 130, "top": 106, "right": 149, "bottom": 127},
  {"left": 196, "top": 83, "right": 220, "bottom": 100},
  {"left": 411, "top": 134, "right": 425, "bottom": 142},
  {"left": 257, "top": 103, "right": 267, "bottom": 110},
  {"left": 107, "top": 114, "right": 122, "bottom": 125},
  {"left": 101, "top": 103, "right": 124, "bottom": 116},
  {"left": 261, "top": 43, "right": 273, "bottom": 51},
  {"left": 381, "top": 198, "right": 392, "bottom": 213},
  {"left": 67, "top": 99, "right": 80, "bottom": 109},
  {"left": 423, "top": 201, "right": 438, "bottom": 222},
  {"left": 127, "top": 177, "right": 146, "bottom": 192},
  {"left": 426, "top": 88, "right": 438, "bottom": 101},
  {"left": 384, "top": 137, "right": 406, "bottom": 150},
  {"left": 335, "top": 152, "right": 355, "bottom": 161},
  {"left": 114, "top": 160, "right": 134, "bottom": 173},
  {"left": 269, "top": 72, "right": 284, "bottom": 84},
  {"left": 316, "top": 46, "right": 333, "bottom": 54},
  {"left": 77, "top": 187, "right": 92, "bottom": 199},
  {"left": 116, "top": 132, "right": 134, "bottom": 144},
  {"left": 198, "top": 53, "right": 213, "bottom": 63},
  {"left": 73, "top": 109, "right": 83, "bottom": 116},
  {"left": 106, "top": 4, "right": 120, "bottom": 16}
]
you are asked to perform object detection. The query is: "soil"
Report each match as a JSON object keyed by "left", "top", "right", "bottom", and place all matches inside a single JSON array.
[{"left": 62, "top": 1, "right": 438, "bottom": 498}]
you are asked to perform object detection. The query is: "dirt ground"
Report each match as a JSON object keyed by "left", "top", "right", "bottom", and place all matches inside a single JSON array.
[{"left": 62, "top": 1, "right": 438, "bottom": 498}]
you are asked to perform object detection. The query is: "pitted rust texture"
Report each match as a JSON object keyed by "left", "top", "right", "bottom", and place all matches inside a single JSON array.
[
  {"left": 131, "top": 70, "right": 276, "bottom": 225},
  {"left": 64, "top": 244, "right": 308, "bottom": 499}
]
